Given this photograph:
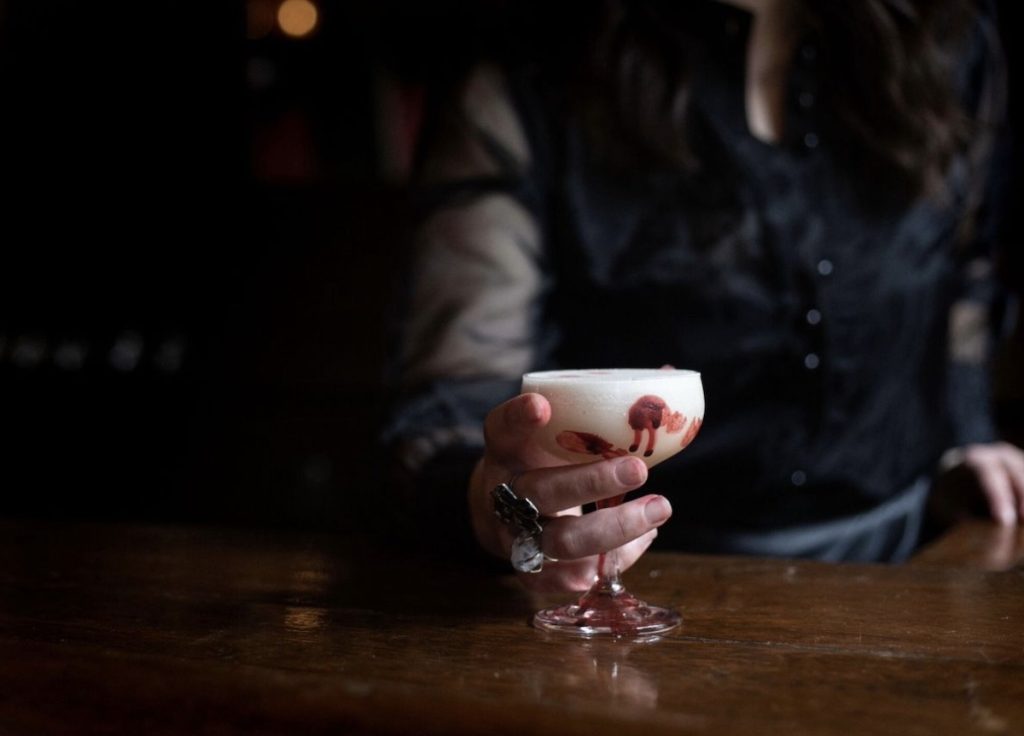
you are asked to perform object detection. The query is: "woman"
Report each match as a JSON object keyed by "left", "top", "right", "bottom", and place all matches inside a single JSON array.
[{"left": 383, "top": 0, "right": 1024, "bottom": 590}]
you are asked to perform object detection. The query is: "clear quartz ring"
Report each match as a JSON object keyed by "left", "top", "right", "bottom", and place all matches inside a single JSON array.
[{"left": 511, "top": 531, "right": 544, "bottom": 574}]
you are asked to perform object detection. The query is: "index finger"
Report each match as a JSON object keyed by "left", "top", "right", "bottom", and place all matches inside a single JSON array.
[
  {"left": 514, "top": 456, "right": 648, "bottom": 515},
  {"left": 483, "top": 393, "right": 551, "bottom": 465}
]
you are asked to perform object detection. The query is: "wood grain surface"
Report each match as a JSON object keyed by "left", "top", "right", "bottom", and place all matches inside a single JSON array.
[
  {"left": 911, "top": 520, "right": 1024, "bottom": 571},
  {"left": 1, "top": 519, "right": 1021, "bottom": 735}
]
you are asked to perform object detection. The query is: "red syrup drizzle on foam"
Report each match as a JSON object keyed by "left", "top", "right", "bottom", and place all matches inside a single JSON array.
[
  {"left": 556, "top": 397, "right": 701, "bottom": 462},
  {"left": 556, "top": 431, "right": 628, "bottom": 459},
  {"left": 628, "top": 396, "right": 663, "bottom": 456},
  {"left": 679, "top": 416, "right": 703, "bottom": 449},
  {"left": 628, "top": 395, "right": 687, "bottom": 457}
]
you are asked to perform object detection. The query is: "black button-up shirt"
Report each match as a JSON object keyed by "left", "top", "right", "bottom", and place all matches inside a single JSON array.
[{"left": 383, "top": 2, "right": 1002, "bottom": 562}]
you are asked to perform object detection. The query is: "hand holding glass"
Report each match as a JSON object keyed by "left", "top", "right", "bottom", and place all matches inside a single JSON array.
[{"left": 521, "top": 368, "right": 704, "bottom": 637}]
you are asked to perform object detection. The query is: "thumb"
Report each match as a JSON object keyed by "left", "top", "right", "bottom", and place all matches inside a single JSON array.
[{"left": 483, "top": 393, "right": 550, "bottom": 465}]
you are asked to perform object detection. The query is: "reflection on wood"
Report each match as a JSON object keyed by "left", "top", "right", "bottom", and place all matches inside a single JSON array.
[
  {"left": 0, "top": 519, "right": 1022, "bottom": 735},
  {"left": 911, "top": 519, "right": 1024, "bottom": 571}
]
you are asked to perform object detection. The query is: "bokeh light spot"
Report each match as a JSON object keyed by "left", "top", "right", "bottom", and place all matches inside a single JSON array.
[{"left": 276, "top": 0, "right": 318, "bottom": 39}]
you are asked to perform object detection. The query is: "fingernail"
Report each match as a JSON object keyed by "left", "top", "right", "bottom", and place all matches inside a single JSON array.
[
  {"left": 520, "top": 395, "right": 540, "bottom": 423},
  {"left": 615, "top": 457, "right": 645, "bottom": 486},
  {"left": 999, "top": 509, "right": 1016, "bottom": 526},
  {"left": 644, "top": 496, "right": 671, "bottom": 525}
]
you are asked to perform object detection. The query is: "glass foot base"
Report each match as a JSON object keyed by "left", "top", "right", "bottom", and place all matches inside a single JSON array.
[{"left": 533, "top": 588, "right": 681, "bottom": 638}]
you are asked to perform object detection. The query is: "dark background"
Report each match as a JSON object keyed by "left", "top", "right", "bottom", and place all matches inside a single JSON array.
[{"left": 0, "top": 1, "right": 1021, "bottom": 532}]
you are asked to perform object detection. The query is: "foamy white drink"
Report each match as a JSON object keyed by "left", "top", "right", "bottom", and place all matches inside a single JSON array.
[{"left": 522, "top": 369, "right": 705, "bottom": 468}]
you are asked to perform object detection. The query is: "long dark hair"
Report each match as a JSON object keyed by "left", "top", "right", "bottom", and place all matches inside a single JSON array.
[{"left": 566, "top": 0, "right": 1003, "bottom": 211}]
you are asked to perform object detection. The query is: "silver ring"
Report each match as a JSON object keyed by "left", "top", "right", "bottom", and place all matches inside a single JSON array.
[{"left": 492, "top": 480, "right": 549, "bottom": 573}]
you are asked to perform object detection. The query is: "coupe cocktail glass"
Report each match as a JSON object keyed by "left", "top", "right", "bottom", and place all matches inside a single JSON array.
[{"left": 521, "top": 368, "right": 704, "bottom": 637}]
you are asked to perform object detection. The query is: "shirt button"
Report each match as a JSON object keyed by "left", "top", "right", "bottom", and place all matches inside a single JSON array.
[
  {"left": 805, "top": 308, "right": 822, "bottom": 325},
  {"left": 791, "top": 470, "right": 808, "bottom": 487},
  {"left": 798, "top": 91, "right": 815, "bottom": 108},
  {"left": 817, "top": 259, "right": 834, "bottom": 276},
  {"left": 803, "top": 132, "right": 820, "bottom": 149},
  {"left": 804, "top": 353, "right": 820, "bottom": 370}
]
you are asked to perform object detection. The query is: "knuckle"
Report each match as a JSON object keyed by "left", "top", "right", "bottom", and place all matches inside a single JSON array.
[
  {"left": 983, "top": 483, "right": 1010, "bottom": 505},
  {"left": 974, "top": 461, "right": 1000, "bottom": 482},
  {"left": 613, "top": 508, "right": 635, "bottom": 543},
  {"left": 965, "top": 445, "right": 989, "bottom": 461},
  {"left": 582, "top": 463, "right": 609, "bottom": 500},
  {"left": 514, "top": 470, "right": 536, "bottom": 498},
  {"left": 546, "top": 523, "right": 578, "bottom": 560},
  {"left": 545, "top": 465, "right": 602, "bottom": 512},
  {"left": 529, "top": 473, "right": 565, "bottom": 515}
]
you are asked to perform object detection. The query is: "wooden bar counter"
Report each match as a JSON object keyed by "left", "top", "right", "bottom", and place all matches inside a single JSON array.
[{"left": 1, "top": 517, "right": 1022, "bottom": 735}]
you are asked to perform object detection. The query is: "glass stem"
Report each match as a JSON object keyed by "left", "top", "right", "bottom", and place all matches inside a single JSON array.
[
  {"left": 596, "top": 549, "right": 624, "bottom": 596},
  {"left": 593, "top": 495, "right": 628, "bottom": 596}
]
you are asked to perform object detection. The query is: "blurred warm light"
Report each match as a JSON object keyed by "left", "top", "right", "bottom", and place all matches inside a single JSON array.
[
  {"left": 276, "top": 0, "right": 318, "bottom": 39},
  {"left": 246, "top": 0, "right": 277, "bottom": 40},
  {"left": 283, "top": 606, "right": 326, "bottom": 633}
]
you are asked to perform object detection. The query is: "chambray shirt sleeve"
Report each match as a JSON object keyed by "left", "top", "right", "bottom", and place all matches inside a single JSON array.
[{"left": 380, "top": 66, "right": 548, "bottom": 555}]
